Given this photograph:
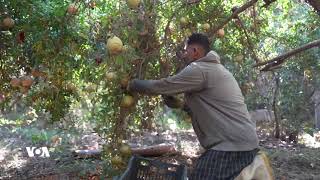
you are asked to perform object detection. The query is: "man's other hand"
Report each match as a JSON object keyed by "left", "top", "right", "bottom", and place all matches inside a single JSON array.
[{"left": 162, "top": 95, "right": 184, "bottom": 109}]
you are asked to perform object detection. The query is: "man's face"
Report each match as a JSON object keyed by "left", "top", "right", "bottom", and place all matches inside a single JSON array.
[{"left": 183, "top": 44, "right": 204, "bottom": 63}]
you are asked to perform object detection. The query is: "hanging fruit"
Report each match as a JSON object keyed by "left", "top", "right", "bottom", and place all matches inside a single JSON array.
[
  {"left": 120, "top": 95, "right": 135, "bottom": 108},
  {"left": 105, "top": 72, "right": 116, "bottom": 81},
  {"left": 88, "top": 1, "right": 96, "bottom": 9},
  {"left": 216, "top": 29, "right": 225, "bottom": 38},
  {"left": 2, "top": 17, "right": 15, "bottom": 28},
  {"left": 202, "top": 23, "right": 210, "bottom": 32},
  {"left": 10, "top": 78, "right": 21, "bottom": 88},
  {"left": 111, "top": 155, "right": 123, "bottom": 167},
  {"left": 119, "top": 143, "right": 132, "bottom": 156},
  {"left": 106, "top": 36, "right": 123, "bottom": 55},
  {"left": 180, "top": 17, "right": 188, "bottom": 26},
  {"left": 67, "top": 4, "right": 78, "bottom": 15},
  {"left": 127, "top": 0, "right": 140, "bottom": 9},
  {"left": 16, "top": 31, "right": 25, "bottom": 44},
  {"left": 95, "top": 56, "right": 103, "bottom": 65}
]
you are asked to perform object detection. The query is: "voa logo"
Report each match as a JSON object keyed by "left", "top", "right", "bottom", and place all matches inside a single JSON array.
[{"left": 26, "top": 147, "right": 50, "bottom": 158}]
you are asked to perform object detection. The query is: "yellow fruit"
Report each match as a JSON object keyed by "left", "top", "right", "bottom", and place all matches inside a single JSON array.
[
  {"left": 89, "top": 1, "right": 96, "bottom": 8},
  {"left": 3, "top": 17, "right": 14, "bottom": 28},
  {"left": 10, "top": 78, "right": 21, "bottom": 87},
  {"left": 180, "top": 17, "right": 188, "bottom": 26},
  {"left": 21, "top": 76, "right": 33, "bottom": 87},
  {"left": 304, "top": 69, "right": 312, "bottom": 79},
  {"left": 127, "top": 0, "right": 140, "bottom": 9},
  {"left": 105, "top": 72, "right": 116, "bottom": 81},
  {"left": 217, "top": 29, "right": 225, "bottom": 38},
  {"left": 106, "top": 36, "right": 123, "bottom": 55},
  {"left": 202, "top": 23, "right": 210, "bottom": 31},
  {"left": 67, "top": 4, "right": 78, "bottom": 15},
  {"left": 121, "top": 95, "right": 134, "bottom": 108},
  {"left": 111, "top": 155, "right": 123, "bottom": 167},
  {"left": 119, "top": 144, "right": 131, "bottom": 156}
]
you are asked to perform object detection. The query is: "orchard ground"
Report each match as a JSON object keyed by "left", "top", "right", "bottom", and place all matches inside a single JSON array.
[{"left": 0, "top": 115, "right": 319, "bottom": 180}]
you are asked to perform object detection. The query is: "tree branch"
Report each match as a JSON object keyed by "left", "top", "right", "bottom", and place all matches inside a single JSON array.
[
  {"left": 234, "top": 16, "right": 261, "bottom": 63},
  {"left": 306, "top": 0, "right": 320, "bottom": 15},
  {"left": 208, "top": 0, "right": 258, "bottom": 39},
  {"left": 253, "top": 39, "right": 320, "bottom": 70}
]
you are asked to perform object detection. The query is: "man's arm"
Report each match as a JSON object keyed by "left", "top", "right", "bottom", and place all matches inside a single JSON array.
[{"left": 128, "top": 64, "right": 205, "bottom": 95}]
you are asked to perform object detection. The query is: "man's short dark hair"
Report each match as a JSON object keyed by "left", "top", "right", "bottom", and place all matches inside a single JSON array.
[{"left": 187, "top": 33, "right": 210, "bottom": 54}]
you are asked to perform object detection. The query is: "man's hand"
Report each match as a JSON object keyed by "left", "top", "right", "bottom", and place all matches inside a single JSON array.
[
  {"left": 162, "top": 95, "right": 184, "bottom": 109},
  {"left": 126, "top": 79, "right": 152, "bottom": 94}
]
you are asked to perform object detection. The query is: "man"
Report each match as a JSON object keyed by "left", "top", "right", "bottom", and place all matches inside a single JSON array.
[{"left": 127, "top": 33, "right": 259, "bottom": 179}]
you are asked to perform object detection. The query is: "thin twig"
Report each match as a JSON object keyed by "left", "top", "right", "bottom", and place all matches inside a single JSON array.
[{"left": 234, "top": 16, "right": 261, "bottom": 63}]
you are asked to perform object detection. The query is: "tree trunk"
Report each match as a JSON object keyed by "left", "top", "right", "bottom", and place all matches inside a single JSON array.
[
  {"left": 272, "top": 73, "right": 281, "bottom": 138},
  {"left": 312, "top": 90, "right": 320, "bottom": 129},
  {"left": 315, "top": 104, "right": 320, "bottom": 129},
  {"left": 141, "top": 100, "right": 155, "bottom": 130}
]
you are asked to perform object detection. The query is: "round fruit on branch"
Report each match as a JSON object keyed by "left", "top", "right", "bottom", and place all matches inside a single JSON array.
[
  {"left": 127, "top": 0, "right": 140, "bottom": 9},
  {"left": 3, "top": 17, "right": 15, "bottom": 28},
  {"left": 10, "top": 78, "right": 21, "bottom": 88},
  {"left": 119, "top": 143, "right": 132, "bottom": 156},
  {"left": 180, "top": 17, "right": 188, "bottom": 27},
  {"left": 67, "top": 4, "right": 78, "bottom": 15},
  {"left": 106, "top": 36, "right": 123, "bottom": 55},
  {"left": 216, "top": 28, "right": 225, "bottom": 38},
  {"left": 120, "top": 95, "right": 135, "bottom": 108},
  {"left": 105, "top": 72, "right": 116, "bottom": 81},
  {"left": 202, "top": 23, "right": 210, "bottom": 32},
  {"left": 111, "top": 155, "right": 124, "bottom": 167}
]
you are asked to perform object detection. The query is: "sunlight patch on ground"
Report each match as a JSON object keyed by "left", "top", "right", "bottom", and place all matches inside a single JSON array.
[{"left": 299, "top": 131, "right": 320, "bottom": 148}]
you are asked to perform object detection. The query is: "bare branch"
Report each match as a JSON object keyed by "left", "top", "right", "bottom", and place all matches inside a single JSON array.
[
  {"left": 253, "top": 39, "right": 320, "bottom": 70},
  {"left": 261, "top": 0, "right": 277, "bottom": 8},
  {"left": 208, "top": 0, "right": 258, "bottom": 39}
]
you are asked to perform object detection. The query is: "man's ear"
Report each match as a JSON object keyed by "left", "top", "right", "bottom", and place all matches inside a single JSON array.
[{"left": 194, "top": 48, "right": 200, "bottom": 58}]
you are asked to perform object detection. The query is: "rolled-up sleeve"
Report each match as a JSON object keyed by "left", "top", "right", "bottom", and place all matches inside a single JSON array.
[{"left": 129, "top": 64, "right": 205, "bottom": 95}]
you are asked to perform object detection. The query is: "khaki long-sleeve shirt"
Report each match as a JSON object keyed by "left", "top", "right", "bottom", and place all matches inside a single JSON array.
[{"left": 129, "top": 51, "right": 259, "bottom": 151}]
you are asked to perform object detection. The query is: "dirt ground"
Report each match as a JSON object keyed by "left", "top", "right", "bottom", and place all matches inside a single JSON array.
[{"left": 0, "top": 124, "right": 320, "bottom": 180}]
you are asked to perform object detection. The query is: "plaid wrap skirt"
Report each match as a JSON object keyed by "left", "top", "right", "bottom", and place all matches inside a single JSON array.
[{"left": 190, "top": 148, "right": 259, "bottom": 180}]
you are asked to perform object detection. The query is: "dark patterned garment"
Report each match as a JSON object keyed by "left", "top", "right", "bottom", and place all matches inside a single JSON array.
[{"left": 190, "top": 148, "right": 259, "bottom": 180}]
